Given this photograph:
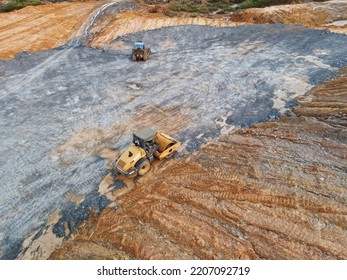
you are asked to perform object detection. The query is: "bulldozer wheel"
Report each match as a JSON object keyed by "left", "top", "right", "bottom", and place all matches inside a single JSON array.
[{"left": 135, "top": 158, "right": 151, "bottom": 176}]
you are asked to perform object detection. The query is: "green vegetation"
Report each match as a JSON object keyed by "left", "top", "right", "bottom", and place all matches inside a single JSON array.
[
  {"left": 0, "top": 0, "right": 41, "bottom": 13},
  {"left": 238, "top": 0, "right": 294, "bottom": 9},
  {"left": 167, "top": 0, "right": 324, "bottom": 14},
  {"left": 163, "top": 9, "right": 179, "bottom": 17},
  {"left": 238, "top": 0, "right": 330, "bottom": 9},
  {"left": 169, "top": 0, "right": 235, "bottom": 15}
]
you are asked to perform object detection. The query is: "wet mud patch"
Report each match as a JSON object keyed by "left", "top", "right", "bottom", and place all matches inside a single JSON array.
[{"left": 52, "top": 189, "right": 110, "bottom": 238}]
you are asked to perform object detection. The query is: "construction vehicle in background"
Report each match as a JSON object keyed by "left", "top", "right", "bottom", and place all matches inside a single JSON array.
[
  {"left": 132, "top": 41, "right": 151, "bottom": 61},
  {"left": 112, "top": 127, "right": 180, "bottom": 177}
]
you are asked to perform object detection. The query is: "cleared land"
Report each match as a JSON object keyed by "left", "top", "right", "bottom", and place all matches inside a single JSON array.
[
  {"left": 0, "top": 2, "right": 100, "bottom": 59},
  {"left": 50, "top": 67, "right": 347, "bottom": 260},
  {"left": 0, "top": 1, "right": 346, "bottom": 259}
]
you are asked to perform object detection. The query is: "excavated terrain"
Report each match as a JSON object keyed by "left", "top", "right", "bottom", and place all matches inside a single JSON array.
[
  {"left": 0, "top": 0, "right": 346, "bottom": 259},
  {"left": 232, "top": 0, "right": 347, "bottom": 28},
  {"left": 86, "top": 0, "right": 347, "bottom": 48},
  {"left": 50, "top": 68, "right": 347, "bottom": 260},
  {"left": 0, "top": 2, "right": 100, "bottom": 59}
]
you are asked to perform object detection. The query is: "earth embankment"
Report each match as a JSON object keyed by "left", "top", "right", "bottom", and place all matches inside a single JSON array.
[{"left": 0, "top": 0, "right": 346, "bottom": 60}]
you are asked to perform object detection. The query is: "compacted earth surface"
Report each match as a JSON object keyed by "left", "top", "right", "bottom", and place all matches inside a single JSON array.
[
  {"left": 50, "top": 67, "right": 347, "bottom": 260},
  {"left": 0, "top": 0, "right": 346, "bottom": 259}
]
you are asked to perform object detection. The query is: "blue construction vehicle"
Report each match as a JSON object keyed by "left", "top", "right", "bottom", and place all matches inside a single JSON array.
[{"left": 132, "top": 41, "right": 151, "bottom": 61}]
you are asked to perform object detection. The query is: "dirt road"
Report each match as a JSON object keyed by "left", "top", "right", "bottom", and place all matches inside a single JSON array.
[{"left": 0, "top": 1, "right": 346, "bottom": 259}]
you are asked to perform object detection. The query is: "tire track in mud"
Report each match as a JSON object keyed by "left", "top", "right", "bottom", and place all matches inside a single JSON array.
[
  {"left": 168, "top": 171, "right": 347, "bottom": 215},
  {"left": 3, "top": 48, "right": 73, "bottom": 94},
  {"left": 89, "top": 10, "right": 239, "bottom": 48},
  {"left": 82, "top": 98, "right": 347, "bottom": 260},
  {"left": 223, "top": 201, "right": 347, "bottom": 259},
  {"left": 0, "top": 3, "right": 134, "bottom": 259},
  {"left": 94, "top": 168, "right": 347, "bottom": 259},
  {"left": 88, "top": 206, "right": 194, "bottom": 260},
  {"left": 148, "top": 206, "right": 258, "bottom": 259},
  {"left": 112, "top": 184, "right": 259, "bottom": 259}
]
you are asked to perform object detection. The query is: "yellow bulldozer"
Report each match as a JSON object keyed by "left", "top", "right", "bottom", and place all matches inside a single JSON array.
[{"left": 111, "top": 127, "right": 180, "bottom": 177}]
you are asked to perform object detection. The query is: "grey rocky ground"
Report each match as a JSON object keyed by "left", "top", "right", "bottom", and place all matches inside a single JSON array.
[{"left": 0, "top": 16, "right": 347, "bottom": 258}]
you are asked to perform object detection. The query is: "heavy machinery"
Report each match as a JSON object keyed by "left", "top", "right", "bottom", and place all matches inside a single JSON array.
[
  {"left": 132, "top": 41, "right": 151, "bottom": 61},
  {"left": 112, "top": 127, "right": 180, "bottom": 177}
]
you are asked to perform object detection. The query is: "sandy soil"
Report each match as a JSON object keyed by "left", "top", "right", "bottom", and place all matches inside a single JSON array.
[
  {"left": 294, "top": 68, "right": 347, "bottom": 125},
  {"left": 232, "top": 0, "right": 347, "bottom": 28},
  {"left": 86, "top": 0, "right": 347, "bottom": 48},
  {"left": 51, "top": 68, "right": 347, "bottom": 260}
]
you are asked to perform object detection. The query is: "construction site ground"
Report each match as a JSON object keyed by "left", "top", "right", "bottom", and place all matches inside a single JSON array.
[{"left": 0, "top": 0, "right": 346, "bottom": 259}]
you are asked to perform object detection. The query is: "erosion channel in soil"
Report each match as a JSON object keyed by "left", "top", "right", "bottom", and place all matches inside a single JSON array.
[{"left": 0, "top": 1, "right": 346, "bottom": 259}]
